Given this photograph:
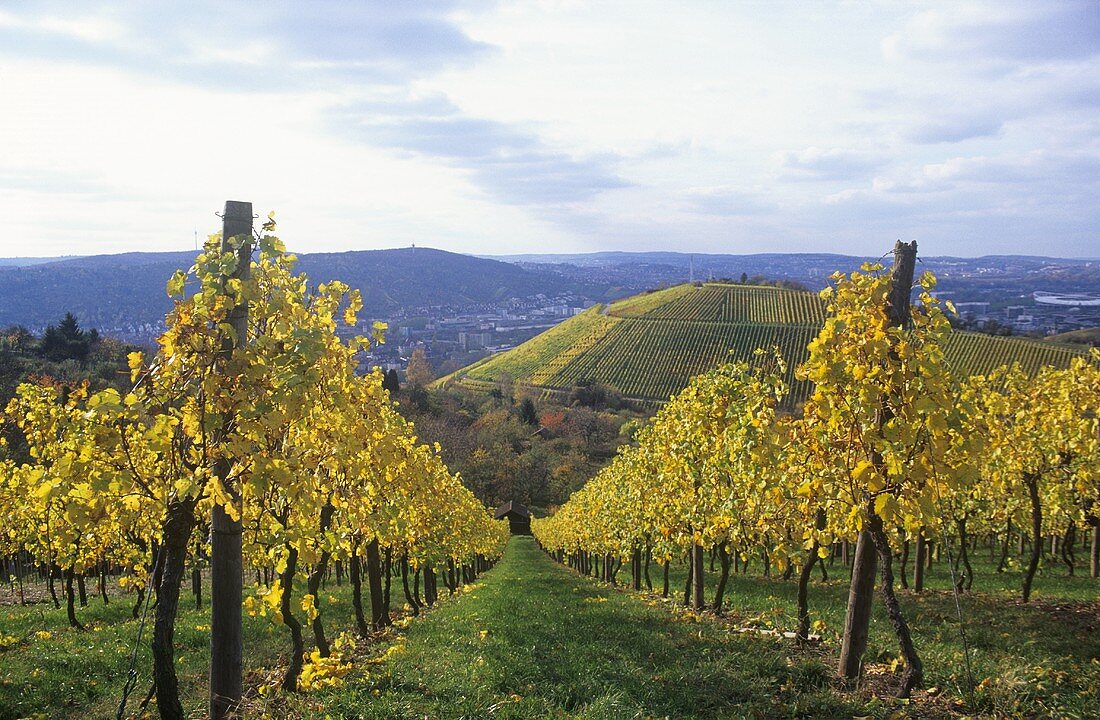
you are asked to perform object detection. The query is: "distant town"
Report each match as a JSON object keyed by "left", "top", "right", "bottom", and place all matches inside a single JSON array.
[
  {"left": 352, "top": 291, "right": 598, "bottom": 379},
  {"left": 3, "top": 250, "right": 1098, "bottom": 381}
]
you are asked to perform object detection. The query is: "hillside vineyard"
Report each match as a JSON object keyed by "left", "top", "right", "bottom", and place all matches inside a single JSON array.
[
  {"left": 533, "top": 255, "right": 1100, "bottom": 699},
  {"left": 450, "top": 282, "right": 1089, "bottom": 404}
]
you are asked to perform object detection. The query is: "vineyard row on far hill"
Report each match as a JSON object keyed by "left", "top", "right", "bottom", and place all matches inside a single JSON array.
[
  {"left": 533, "top": 249, "right": 1100, "bottom": 705},
  {"left": 447, "top": 281, "right": 1089, "bottom": 404}
]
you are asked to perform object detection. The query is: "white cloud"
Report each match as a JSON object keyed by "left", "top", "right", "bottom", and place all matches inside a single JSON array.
[
  {"left": 0, "top": 1, "right": 1097, "bottom": 258},
  {"left": 779, "top": 148, "right": 888, "bottom": 181}
]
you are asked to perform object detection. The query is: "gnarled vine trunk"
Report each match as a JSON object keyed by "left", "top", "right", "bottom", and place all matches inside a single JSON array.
[
  {"left": 306, "top": 502, "right": 335, "bottom": 657},
  {"left": 279, "top": 544, "right": 305, "bottom": 692},
  {"left": 152, "top": 498, "right": 197, "bottom": 720},
  {"left": 365, "top": 538, "right": 387, "bottom": 630},
  {"left": 64, "top": 566, "right": 84, "bottom": 630},
  {"left": 712, "top": 543, "right": 731, "bottom": 614},
  {"left": 1022, "top": 473, "right": 1043, "bottom": 602},
  {"left": 350, "top": 542, "right": 369, "bottom": 636}
]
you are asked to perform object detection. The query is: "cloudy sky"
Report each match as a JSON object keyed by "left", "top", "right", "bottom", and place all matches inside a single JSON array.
[{"left": 1, "top": 1, "right": 1097, "bottom": 258}]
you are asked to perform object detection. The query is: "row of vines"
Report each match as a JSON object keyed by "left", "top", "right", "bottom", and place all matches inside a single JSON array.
[
  {"left": 540, "top": 320, "right": 817, "bottom": 402},
  {"left": 533, "top": 246, "right": 1100, "bottom": 699},
  {"left": 460, "top": 308, "right": 616, "bottom": 385},
  {"left": 0, "top": 217, "right": 509, "bottom": 717},
  {"left": 610, "top": 283, "right": 828, "bottom": 326},
  {"left": 464, "top": 277, "right": 1088, "bottom": 406}
]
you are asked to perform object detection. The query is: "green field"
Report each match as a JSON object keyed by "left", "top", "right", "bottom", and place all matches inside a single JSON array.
[
  {"left": 3, "top": 538, "right": 1097, "bottom": 718},
  {"left": 449, "top": 283, "right": 1090, "bottom": 404},
  {"left": 1044, "top": 326, "right": 1100, "bottom": 347},
  {"left": 655, "top": 547, "right": 1100, "bottom": 719}
]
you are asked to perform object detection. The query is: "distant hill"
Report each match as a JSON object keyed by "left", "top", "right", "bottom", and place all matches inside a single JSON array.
[
  {"left": 442, "top": 282, "right": 1091, "bottom": 405},
  {"left": 0, "top": 256, "right": 84, "bottom": 267},
  {"left": 0, "top": 248, "right": 608, "bottom": 336},
  {"left": 496, "top": 251, "right": 1097, "bottom": 266},
  {"left": 491, "top": 252, "right": 1100, "bottom": 308},
  {"left": 1045, "top": 326, "right": 1100, "bottom": 347}
]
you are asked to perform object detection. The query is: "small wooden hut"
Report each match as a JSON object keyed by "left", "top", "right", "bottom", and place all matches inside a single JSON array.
[{"left": 494, "top": 501, "right": 531, "bottom": 535}]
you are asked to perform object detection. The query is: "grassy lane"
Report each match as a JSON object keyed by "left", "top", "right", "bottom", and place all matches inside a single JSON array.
[{"left": 306, "top": 536, "right": 871, "bottom": 719}]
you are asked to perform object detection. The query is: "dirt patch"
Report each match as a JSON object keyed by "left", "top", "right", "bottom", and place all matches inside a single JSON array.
[
  {"left": 1006, "top": 598, "right": 1100, "bottom": 635},
  {"left": 0, "top": 583, "right": 55, "bottom": 606},
  {"left": 850, "top": 668, "right": 969, "bottom": 719}
]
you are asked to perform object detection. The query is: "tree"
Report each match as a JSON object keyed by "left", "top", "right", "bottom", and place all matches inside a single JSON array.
[
  {"left": 1, "top": 325, "right": 34, "bottom": 352},
  {"left": 1, "top": 217, "right": 511, "bottom": 713},
  {"left": 38, "top": 312, "right": 96, "bottom": 363},
  {"left": 569, "top": 380, "right": 621, "bottom": 410},
  {"left": 518, "top": 397, "right": 539, "bottom": 426},
  {"left": 405, "top": 347, "right": 434, "bottom": 388},
  {"left": 382, "top": 368, "right": 401, "bottom": 393}
]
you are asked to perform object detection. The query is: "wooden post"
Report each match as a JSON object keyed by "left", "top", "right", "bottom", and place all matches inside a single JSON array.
[
  {"left": 913, "top": 533, "right": 926, "bottom": 592},
  {"left": 1091, "top": 525, "right": 1099, "bottom": 578},
  {"left": 691, "top": 543, "right": 705, "bottom": 611},
  {"left": 838, "top": 530, "right": 877, "bottom": 679},
  {"left": 838, "top": 240, "right": 917, "bottom": 684},
  {"left": 210, "top": 200, "right": 252, "bottom": 720}
]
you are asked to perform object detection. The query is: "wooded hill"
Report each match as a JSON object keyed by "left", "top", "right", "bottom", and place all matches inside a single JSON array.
[
  {"left": 442, "top": 281, "right": 1091, "bottom": 405},
  {"left": 0, "top": 248, "right": 610, "bottom": 334}
]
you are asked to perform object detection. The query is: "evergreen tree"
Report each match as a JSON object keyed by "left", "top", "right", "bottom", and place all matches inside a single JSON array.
[
  {"left": 382, "top": 368, "right": 401, "bottom": 393},
  {"left": 38, "top": 312, "right": 96, "bottom": 362},
  {"left": 518, "top": 397, "right": 539, "bottom": 426}
]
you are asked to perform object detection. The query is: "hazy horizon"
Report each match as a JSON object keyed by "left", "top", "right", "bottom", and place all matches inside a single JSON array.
[
  {"left": 2, "top": 2, "right": 1097, "bottom": 258},
  {"left": 3, "top": 246, "right": 1099, "bottom": 264}
]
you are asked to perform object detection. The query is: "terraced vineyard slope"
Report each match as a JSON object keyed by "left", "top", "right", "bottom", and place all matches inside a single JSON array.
[{"left": 442, "top": 282, "right": 1090, "bottom": 405}]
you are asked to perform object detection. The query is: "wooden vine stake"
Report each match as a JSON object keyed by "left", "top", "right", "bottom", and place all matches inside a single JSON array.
[
  {"left": 837, "top": 240, "right": 918, "bottom": 688},
  {"left": 210, "top": 200, "right": 252, "bottom": 719}
]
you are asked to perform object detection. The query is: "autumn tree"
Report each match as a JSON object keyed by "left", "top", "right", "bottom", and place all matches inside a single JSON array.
[{"left": 405, "top": 347, "right": 434, "bottom": 387}]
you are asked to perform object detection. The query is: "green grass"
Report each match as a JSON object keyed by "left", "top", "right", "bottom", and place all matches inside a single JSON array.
[
  {"left": 3, "top": 540, "right": 1095, "bottom": 718},
  {"left": 299, "top": 537, "right": 871, "bottom": 719},
  {"left": 453, "top": 283, "right": 1092, "bottom": 403},
  {"left": 653, "top": 547, "right": 1100, "bottom": 719},
  {"left": 0, "top": 577, "right": 364, "bottom": 719}
]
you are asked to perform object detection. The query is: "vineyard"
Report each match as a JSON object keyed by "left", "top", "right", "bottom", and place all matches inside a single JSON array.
[
  {"left": 0, "top": 210, "right": 508, "bottom": 718},
  {"left": 533, "top": 247, "right": 1100, "bottom": 710},
  {"left": 2, "top": 234, "right": 1098, "bottom": 719},
  {"left": 448, "top": 281, "right": 1089, "bottom": 404}
]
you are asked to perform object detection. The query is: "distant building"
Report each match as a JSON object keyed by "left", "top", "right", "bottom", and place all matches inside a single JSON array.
[
  {"left": 494, "top": 501, "right": 531, "bottom": 535},
  {"left": 459, "top": 331, "right": 493, "bottom": 350},
  {"left": 1013, "top": 315, "right": 1035, "bottom": 331},
  {"left": 955, "top": 302, "right": 990, "bottom": 314}
]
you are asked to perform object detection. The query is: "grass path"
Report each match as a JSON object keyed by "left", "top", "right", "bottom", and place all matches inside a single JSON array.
[{"left": 305, "top": 536, "right": 869, "bottom": 719}]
